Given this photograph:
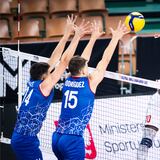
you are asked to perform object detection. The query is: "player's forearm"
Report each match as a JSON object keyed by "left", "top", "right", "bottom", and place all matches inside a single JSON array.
[
  {"left": 81, "top": 38, "right": 97, "bottom": 61},
  {"left": 98, "top": 37, "right": 119, "bottom": 71},
  {"left": 103, "top": 37, "right": 119, "bottom": 64},
  {"left": 61, "top": 35, "right": 81, "bottom": 64},
  {"left": 48, "top": 34, "right": 71, "bottom": 67},
  {"left": 48, "top": 34, "right": 69, "bottom": 66}
]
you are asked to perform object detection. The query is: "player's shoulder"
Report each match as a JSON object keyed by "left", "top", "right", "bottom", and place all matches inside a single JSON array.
[{"left": 27, "top": 80, "right": 42, "bottom": 88}]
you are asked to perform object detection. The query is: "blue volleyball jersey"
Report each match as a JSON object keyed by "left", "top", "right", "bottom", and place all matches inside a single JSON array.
[
  {"left": 14, "top": 80, "right": 54, "bottom": 136},
  {"left": 56, "top": 76, "right": 95, "bottom": 136}
]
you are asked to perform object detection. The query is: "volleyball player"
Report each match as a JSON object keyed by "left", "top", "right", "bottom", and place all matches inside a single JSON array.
[
  {"left": 52, "top": 21, "right": 128, "bottom": 160},
  {"left": 137, "top": 89, "right": 160, "bottom": 160},
  {"left": 11, "top": 15, "right": 90, "bottom": 160}
]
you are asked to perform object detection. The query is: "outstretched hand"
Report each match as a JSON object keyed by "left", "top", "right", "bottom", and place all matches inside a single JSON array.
[
  {"left": 91, "top": 20, "right": 105, "bottom": 39},
  {"left": 64, "top": 14, "right": 77, "bottom": 35},
  {"left": 74, "top": 19, "right": 91, "bottom": 39},
  {"left": 110, "top": 20, "right": 129, "bottom": 40}
]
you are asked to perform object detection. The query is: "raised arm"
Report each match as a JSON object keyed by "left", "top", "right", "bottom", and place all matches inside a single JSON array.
[
  {"left": 81, "top": 21, "right": 105, "bottom": 61},
  {"left": 40, "top": 21, "right": 90, "bottom": 96},
  {"left": 48, "top": 15, "right": 77, "bottom": 72},
  {"left": 60, "top": 20, "right": 90, "bottom": 64},
  {"left": 89, "top": 21, "right": 128, "bottom": 93}
]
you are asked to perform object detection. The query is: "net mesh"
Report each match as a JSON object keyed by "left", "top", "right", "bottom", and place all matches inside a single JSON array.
[
  {"left": 1, "top": 49, "right": 18, "bottom": 99},
  {"left": 21, "top": 60, "right": 31, "bottom": 94},
  {"left": 1, "top": 48, "right": 160, "bottom": 160}
]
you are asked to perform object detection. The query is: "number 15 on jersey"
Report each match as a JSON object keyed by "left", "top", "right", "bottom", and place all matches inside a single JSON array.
[{"left": 64, "top": 90, "right": 78, "bottom": 109}]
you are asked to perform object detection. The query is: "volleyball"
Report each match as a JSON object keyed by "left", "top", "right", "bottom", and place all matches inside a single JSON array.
[{"left": 125, "top": 12, "right": 145, "bottom": 32}]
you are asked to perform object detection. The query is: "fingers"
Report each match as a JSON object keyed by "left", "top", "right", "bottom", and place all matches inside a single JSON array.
[
  {"left": 80, "top": 24, "right": 91, "bottom": 34},
  {"left": 80, "top": 19, "right": 85, "bottom": 26},
  {"left": 70, "top": 14, "right": 74, "bottom": 21},
  {"left": 109, "top": 27, "right": 114, "bottom": 34},
  {"left": 70, "top": 14, "right": 77, "bottom": 23},
  {"left": 73, "top": 24, "right": 77, "bottom": 30},
  {"left": 81, "top": 20, "right": 90, "bottom": 28},
  {"left": 110, "top": 21, "right": 122, "bottom": 33},
  {"left": 92, "top": 20, "right": 100, "bottom": 29},
  {"left": 67, "top": 14, "right": 77, "bottom": 24},
  {"left": 100, "top": 31, "right": 106, "bottom": 36},
  {"left": 68, "top": 14, "right": 74, "bottom": 22},
  {"left": 79, "top": 20, "right": 91, "bottom": 33},
  {"left": 67, "top": 15, "right": 71, "bottom": 21},
  {"left": 74, "top": 21, "right": 91, "bottom": 38},
  {"left": 83, "top": 30, "right": 92, "bottom": 35},
  {"left": 117, "top": 20, "right": 122, "bottom": 30},
  {"left": 83, "top": 26, "right": 92, "bottom": 33},
  {"left": 121, "top": 23, "right": 130, "bottom": 36},
  {"left": 73, "top": 15, "right": 77, "bottom": 23},
  {"left": 121, "top": 23, "right": 126, "bottom": 30},
  {"left": 90, "top": 20, "right": 102, "bottom": 33},
  {"left": 94, "top": 20, "right": 97, "bottom": 27}
]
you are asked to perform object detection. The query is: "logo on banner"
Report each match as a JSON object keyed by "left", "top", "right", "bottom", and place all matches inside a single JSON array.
[
  {"left": 0, "top": 53, "right": 68, "bottom": 97},
  {"left": 54, "top": 121, "right": 97, "bottom": 159}
]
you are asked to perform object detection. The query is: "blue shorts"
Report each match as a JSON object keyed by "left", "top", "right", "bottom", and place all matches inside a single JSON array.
[
  {"left": 11, "top": 132, "right": 43, "bottom": 160},
  {"left": 52, "top": 132, "right": 85, "bottom": 160}
]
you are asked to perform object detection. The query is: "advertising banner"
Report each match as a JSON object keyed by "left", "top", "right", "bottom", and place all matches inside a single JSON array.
[{"left": 39, "top": 95, "right": 160, "bottom": 160}]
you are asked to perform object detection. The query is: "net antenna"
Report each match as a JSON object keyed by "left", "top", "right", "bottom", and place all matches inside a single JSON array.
[{"left": 17, "top": 0, "right": 22, "bottom": 109}]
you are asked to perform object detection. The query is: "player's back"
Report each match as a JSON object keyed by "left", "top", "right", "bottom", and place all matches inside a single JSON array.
[
  {"left": 14, "top": 80, "right": 54, "bottom": 136},
  {"left": 56, "top": 76, "right": 95, "bottom": 136}
]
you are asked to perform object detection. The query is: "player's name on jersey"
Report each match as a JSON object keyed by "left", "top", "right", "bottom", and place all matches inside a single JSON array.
[{"left": 65, "top": 80, "right": 85, "bottom": 88}]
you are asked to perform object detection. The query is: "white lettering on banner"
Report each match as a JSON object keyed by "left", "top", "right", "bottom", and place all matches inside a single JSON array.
[
  {"left": 121, "top": 75, "right": 148, "bottom": 85},
  {"left": 54, "top": 83, "right": 64, "bottom": 91},
  {"left": 38, "top": 95, "right": 160, "bottom": 160}
]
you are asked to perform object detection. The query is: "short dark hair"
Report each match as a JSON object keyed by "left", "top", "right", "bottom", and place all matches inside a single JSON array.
[
  {"left": 68, "top": 56, "right": 87, "bottom": 76},
  {"left": 30, "top": 62, "right": 50, "bottom": 80}
]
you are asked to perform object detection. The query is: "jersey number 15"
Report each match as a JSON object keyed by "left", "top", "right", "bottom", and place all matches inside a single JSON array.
[{"left": 64, "top": 90, "right": 78, "bottom": 109}]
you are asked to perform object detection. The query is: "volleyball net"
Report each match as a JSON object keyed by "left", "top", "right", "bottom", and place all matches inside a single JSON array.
[{"left": 1, "top": 47, "right": 160, "bottom": 160}]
